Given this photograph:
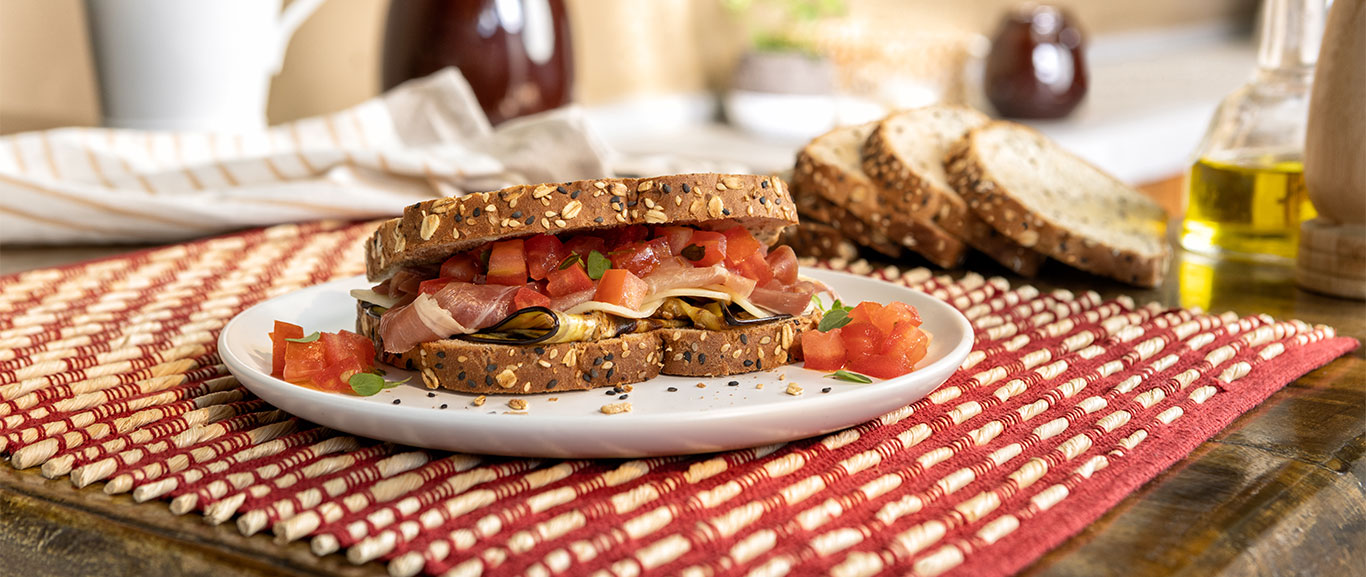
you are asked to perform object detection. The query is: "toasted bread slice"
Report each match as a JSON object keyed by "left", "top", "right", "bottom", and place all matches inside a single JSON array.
[
  {"left": 791, "top": 123, "right": 968, "bottom": 268},
  {"left": 862, "top": 106, "right": 1046, "bottom": 276},
  {"left": 947, "top": 122, "right": 1171, "bottom": 286},
  {"left": 366, "top": 174, "right": 799, "bottom": 281},
  {"left": 357, "top": 302, "right": 817, "bottom": 394},
  {"left": 779, "top": 221, "right": 861, "bottom": 261}
]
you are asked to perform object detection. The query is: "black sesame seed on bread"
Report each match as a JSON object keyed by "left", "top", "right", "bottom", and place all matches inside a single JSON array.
[
  {"left": 366, "top": 174, "right": 799, "bottom": 282},
  {"left": 946, "top": 122, "right": 1171, "bottom": 287},
  {"left": 791, "top": 123, "right": 968, "bottom": 268},
  {"left": 861, "top": 106, "right": 1046, "bottom": 277},
  {"left": 357, "top": 302, "right": 816, "bottom": 394}
]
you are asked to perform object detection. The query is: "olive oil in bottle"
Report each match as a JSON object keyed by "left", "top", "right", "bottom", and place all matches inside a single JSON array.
[
  {"left": 1180, "top": 0, "right": 1323, "bottom": 263},
  {"left": 1182, "top": 152, "right": 1315, "bottom": 261}
]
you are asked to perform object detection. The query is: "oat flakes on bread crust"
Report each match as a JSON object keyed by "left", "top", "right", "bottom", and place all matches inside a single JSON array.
[
  {"left": 791, "top": 123, "right": 968, "bottom": 267},
  {"left": 946, "top": 122, "right": 1170, "bottom": 287},
  {"left": 367, "top": 173, "right": 798, "bottom": 282},
  {"left": 861, "top": 106, "right": 1045, "bottom": 276},
  {"left": 357, "top": 302, "right": 816, "bottom": 394}
]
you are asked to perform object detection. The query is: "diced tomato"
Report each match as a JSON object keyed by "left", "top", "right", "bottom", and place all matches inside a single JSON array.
[
  {"left": 604, "top": 224, "right": 649, "bottom": 249},
  {"left": 766, "top": 245, "right": 799, "bottom": 285},
  {"left": 320, "top": 330, "right": 376, "bottom": 368},
  {"left": 486, "top": 239, "right": 527, "bottom": 285},
  {"left": 730, "top": 252, "right": 773, "bottom": 286},
  {"left": 282, "top": 339, "right": 327, "bottom": 383},
  {"left": 564, "top": 235, "right": 607, "bottom": 259},
  {"left": 848, "top": 301, "right": 923, "bottom": 338},
  {"left": 801, "top": 330, "right": 847, "bottom": 371},
  {"left": 882, "top": 324, "right": 930, "bottom": 366},
  {"left": 839, "top": 322, "right": 883, "bottom": 363},
  {"left": 609, "top": 241, "right": 663, "bottom": 278},
  {"left": 847, "top": 353, "right": 917, "bottom": 380},
  {"left": 513, "top": 286, "right": 551, "bottom": 310},
  {"left": 594, "top": 269, "right": 650, "bottom": 309},
  {"left": 524, "top": 234, "right": 565, "bottom": 281},
  {"left": 269, "top": 321, "right": 304, "bottom": 377},
  {"left": 311, "top": 357, "right": 365, "bottom": 393},
  {"left": 418, "top": 277, "right": 453, "bottom": 294},
  {"left": 720, "top": 225, "right": 765, "bottom": 264},
  {"left": 439, "top": 253, "right": 481, "bottom": 282},
  {"left": 884, "top": 301, "right": 923, "bottom": 328},
  {"left": 645, "top": 237, "right": 672, "bottom": 259},
  {"left": 546, "top": 264, "right": 594, "bottom": 297},
  {"left": 654, "top": 226, "right": 694, "bottom": 254},
  {"left": 680, "top": 230, "right": 726, "bottom": 266}
]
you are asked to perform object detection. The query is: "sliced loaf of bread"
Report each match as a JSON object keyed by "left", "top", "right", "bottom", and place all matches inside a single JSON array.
[
  {"left": 947, "top": 122, "right": 1171, "bottom": 286},
  {"left": 862, "top": 106, "right": 1046, "bottom": 276},
  {"left": 792, "top": 123, "right": 968, "bottom": 268}
]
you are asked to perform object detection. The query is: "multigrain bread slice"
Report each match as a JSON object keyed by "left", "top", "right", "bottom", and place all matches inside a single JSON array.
[
  {"left": 792, "top": 189, "right": 903, "bottom": 258},
  {"left": 947, "top": 122, "right": 1171, "bottom": 287},
  {"left": 791, "top": 123, "right": 968, "bottom": 268},
  {"left": 358, "top": 302, "right": 816, "bottom": 393},
  {"left": 779, "top": 221, "right": 861, "bottom": 261},
  {"left": 366, "top": 173, "right": 798, "bottom": 281},
  {"left": 861, "top": 106, "right": 1046, "bottom": 276}
]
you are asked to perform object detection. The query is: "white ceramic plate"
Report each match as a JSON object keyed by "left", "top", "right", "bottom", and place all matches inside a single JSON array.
[{"left": 220, "top": 268, "right": 972, "bottom": 458}]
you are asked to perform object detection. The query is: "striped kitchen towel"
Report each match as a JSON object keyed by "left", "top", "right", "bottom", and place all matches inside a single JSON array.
[{"left": 0, "top": 68, "right": 611, "bottom": 245}]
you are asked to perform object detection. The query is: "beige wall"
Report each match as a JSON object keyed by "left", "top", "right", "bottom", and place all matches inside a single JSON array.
[{"left": 0, "top": 0, "right": 1254, "bottom": 135}]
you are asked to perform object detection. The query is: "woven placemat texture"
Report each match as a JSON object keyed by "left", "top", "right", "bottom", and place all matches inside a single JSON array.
[{"left": 0, "top": 221, "right": 1355, "bottom": 577}]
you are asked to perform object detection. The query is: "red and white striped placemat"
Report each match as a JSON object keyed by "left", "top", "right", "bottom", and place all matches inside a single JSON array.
[{"left": 0, "top": 221, "right": 1355, "bottom": 577}]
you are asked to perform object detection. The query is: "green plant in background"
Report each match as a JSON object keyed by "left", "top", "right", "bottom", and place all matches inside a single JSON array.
[{"left": 722, "top": 0, "right": 847, "bottom": 54}]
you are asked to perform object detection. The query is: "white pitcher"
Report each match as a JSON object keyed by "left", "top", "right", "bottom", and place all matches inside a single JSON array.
[{"left": 84, "top": 0, "right": 326, "bottom": 131}]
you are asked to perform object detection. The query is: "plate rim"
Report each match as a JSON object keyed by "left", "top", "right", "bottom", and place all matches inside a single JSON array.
[{"left": 218, "top": 268, "right": 973, "bottom": 449}]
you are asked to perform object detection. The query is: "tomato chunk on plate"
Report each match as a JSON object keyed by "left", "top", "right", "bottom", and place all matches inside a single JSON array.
[
  {"left": 269, "top": 321, "right": 304, "bottom": 377},
  {"left": 801, "top": 330, "right": 846, "bottom": 371}
]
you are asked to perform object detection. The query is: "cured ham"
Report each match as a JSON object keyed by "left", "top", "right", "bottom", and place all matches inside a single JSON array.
[
  {"left": 378, "top": 282, "right": 520, "bottom": 353},
  {"left": 749, "top": 280, "right": 818, "bottom": 317},
  {"left": 645, "top": 263, "right": 756, "bottom": 299}
]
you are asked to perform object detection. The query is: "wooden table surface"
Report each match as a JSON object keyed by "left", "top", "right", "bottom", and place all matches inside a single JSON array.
[{"left": 0, "top": 182, "right": 1362, "bottom": 576}]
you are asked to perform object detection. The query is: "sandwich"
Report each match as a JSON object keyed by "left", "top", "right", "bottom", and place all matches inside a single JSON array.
[{"left": 353, "top": 174, "right": 831, "bottom": 394}]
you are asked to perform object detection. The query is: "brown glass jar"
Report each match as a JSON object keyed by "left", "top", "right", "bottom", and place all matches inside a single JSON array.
[
  {"left": 382, "top": 0, "right": 574, "bottom": 125},
  {"left": 984, "top": 4, "right": 1088, "bottom": 119}
]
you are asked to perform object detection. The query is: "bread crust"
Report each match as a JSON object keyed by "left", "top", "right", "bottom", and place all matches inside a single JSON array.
[
  {"left": 366, "top": 174, "right": 799, "bottom": 282},
  {"left": 860, "top": 107, "right": 1046, "bottom": 277},
  {"left": 779, "top": 221, "right": 861, "bottom": 261},
  {"left": 945, "top": 122, "right": 1170, "bottom": 287},
  {"left": 357, "top": 302, "right": 816, "bottom": 394},
  {"left": 791, "top": 128, "right": 969, "bottom": 267}
]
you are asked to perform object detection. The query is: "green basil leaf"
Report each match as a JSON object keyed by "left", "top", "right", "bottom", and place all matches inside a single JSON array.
[
  {"left": 586, "top": 250, "right": 611, "bottom": 280},
  {"left": 349, "top": 372, "right": 385, "bottom": 396},
  {"left": 382, "top": 376, "right": 412, "bottom": 389},
  {"left": 286, "top": 332, "right": 320, "bottom": 343},
  {"left": 810, "top": 294, "right": 826, "bottom": 312},
  {"left": 558, "top": 253, "right": 581, "bottom": 270},
  {"left": 817, "top": 309, "right": 851, "bottom": 332},
  {"left": 679, "top": 244, "right": 705, "bottom": 262},
  {"left": 828, "top": 370, "right": 873, "bottom": 384}
]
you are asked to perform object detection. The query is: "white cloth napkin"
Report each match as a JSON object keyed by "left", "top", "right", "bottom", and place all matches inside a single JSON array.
[{"left": 0, "top": 69, "right": 613, "bottom": 245}]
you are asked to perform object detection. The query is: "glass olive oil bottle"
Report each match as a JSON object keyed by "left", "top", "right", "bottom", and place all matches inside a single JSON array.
[
  {"left": 1181, "top": 0, "right": 1325, "bottom": 262},
  {"left": 1184, "top": 151, "right": 1315, "bottom": 260}
]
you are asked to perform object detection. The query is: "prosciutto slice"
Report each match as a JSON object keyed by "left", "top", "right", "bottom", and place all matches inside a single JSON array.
[
  {"left": 378, "top": 282, "right": 520, "bottom": 353},
  {"left": 749, "top": 280, "right": 818, "bottom": 317},
  {"left": 645, "top": 263, "right": 755, "bottom": 299}
]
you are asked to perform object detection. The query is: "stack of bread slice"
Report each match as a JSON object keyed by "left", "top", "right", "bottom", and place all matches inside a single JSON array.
[{"left": 789, "top": 104, "right": 1171, "bottom": 287}]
